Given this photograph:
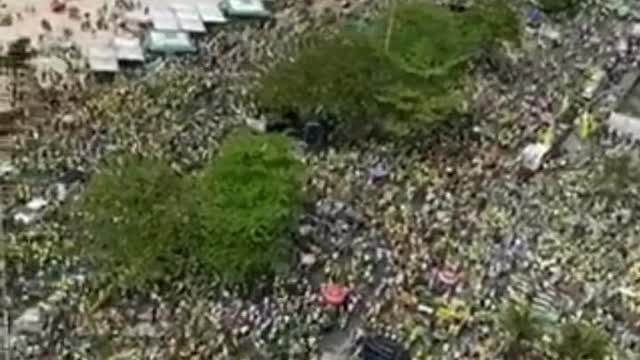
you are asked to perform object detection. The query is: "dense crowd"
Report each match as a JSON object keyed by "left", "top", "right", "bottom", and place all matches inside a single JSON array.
[{"left": 5, "top": 0, "right": 640, "bottom": 359}]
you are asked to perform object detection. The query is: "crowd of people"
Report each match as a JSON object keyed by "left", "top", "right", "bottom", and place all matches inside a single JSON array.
[{"left": 6, "top": 0, "right": 640, "bottom": 359}]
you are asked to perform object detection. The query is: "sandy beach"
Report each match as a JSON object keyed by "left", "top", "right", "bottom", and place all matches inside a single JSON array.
[
  {"left": 0, "top": 0, "right": 127, "bottom": 51},
  {"left": 0, "top": 0, "right": 212, "bottom": 53}
]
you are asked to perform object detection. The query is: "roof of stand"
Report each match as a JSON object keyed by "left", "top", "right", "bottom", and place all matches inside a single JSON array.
[
  {"left": 88, "top": 45, "right": 119, "bottom": 72},
  {"left": 171, "top": 4, "right": 207, "bottom": 33},
  {"left": 143, "top": 30, "right": 197, "bottom": 54},
  {"left": 197, "top": 0, "right": 228, "bottom": 23},
  {"left": 149, "top": 7, "right": 180, "bottom": 31},
  {"left": 113, "top": 37, "right": 145, "bottom": 62},
  {"left": 220, "top": 0, "right": 271, "bottom": 18}
]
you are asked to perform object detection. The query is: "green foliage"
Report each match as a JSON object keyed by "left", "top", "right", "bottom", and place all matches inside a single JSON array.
[
  {"left": 254, "top": 0, "right": 521, "bottom": 137},
  {"left": 79, "top": 155, "right": 196, "bottom": 287},
  {"left": 78, "top": 132, "right": 306, "bottom": 289},
  {"left": 379, "top": 3, "right": 481, "bottom": 78},
  {"left": 552, "top": 321, "right": 610, "bottom": 360},
  {"left": 255, "top": 31, "right": 391, "bottom": 119},
  {"left": 497, "top": 302, "right": 614, "bottom": 359},
  {"left": 499, "top": 302, "right": 548, "bottom": 356},
  {"left": 464, "top": 0, "right": 522, "bottom": 45},
  {"left": 196, "top": 131, "right": 305, "bottom": 285}
]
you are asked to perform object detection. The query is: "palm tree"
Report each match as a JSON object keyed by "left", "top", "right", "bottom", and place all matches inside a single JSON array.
[
  {"left": 552, "top": 321, "right": 610, "bottom": 360},
  {"left": 499, "top": 301, "right": 547, "bottom": 358}
]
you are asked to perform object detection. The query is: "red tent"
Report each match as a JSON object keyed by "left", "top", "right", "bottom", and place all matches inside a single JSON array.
[{"left": 321, "top": 284, "right": 349, "bottom": 306}]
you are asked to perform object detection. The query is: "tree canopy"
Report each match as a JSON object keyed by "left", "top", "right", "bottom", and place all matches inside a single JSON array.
[
  {"left": 253, "top": 0, "right": 521, "bottom": 136},
  {"left": 79, "top": 155, "right": 197, "bottom": 287},
  {"left": 196, "top": 131, "right": 305, "bottom": 284}
]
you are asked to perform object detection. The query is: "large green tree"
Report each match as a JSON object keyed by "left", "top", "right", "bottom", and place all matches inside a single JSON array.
[
  {"left": 196, "top": 131, "right": 305, "bottom": 285},
  {"left": 552, "top": 321, "right": 610, "bottom": 360},
  {"left": 79, "top": 155, "right": 196, "bottom": 287},
  {"left": 254, "top": 0, "right": 521, "bottom": 137}
]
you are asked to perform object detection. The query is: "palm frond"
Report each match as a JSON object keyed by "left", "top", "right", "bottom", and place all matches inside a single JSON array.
[
  {"left": 499, "top": 302, "right": 547, "bottom": 343},
  {"left": 552, "top": 321, "right": 610, "bottom": 360}
]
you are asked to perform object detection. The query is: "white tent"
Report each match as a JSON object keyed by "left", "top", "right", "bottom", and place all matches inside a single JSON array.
[
  {"left": 171, "top": 3, "right": 207, "bottom": 33},
  {"left": 88, "top": 45, "right": 119, "bottom": 73},
  {"left": 197, "top": 1, "right": 228, "bottom": 23},
  {"left": 149, "top": 7, "right": 180, "bottom": 31},
  {"left": 113, "top": 37, "right": 145, "bottom": 62},
  {"left": 219, "top": 0, "right": 270, "bottom": 18},
  {"left": 143, "top": 30, "right": 197, "bottom": 54}
]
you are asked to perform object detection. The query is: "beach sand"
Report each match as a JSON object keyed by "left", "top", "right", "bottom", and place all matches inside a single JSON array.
[
  {"left": 0, "top": 0, "right": 127, "bottom": 51},
  {"left": 0, "top": 0, "right": 222, "bottom": 53}
]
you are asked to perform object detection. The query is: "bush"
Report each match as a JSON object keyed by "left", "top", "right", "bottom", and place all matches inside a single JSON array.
[
  {"left": 552, "top": 321, "right": 610, "bottom": 360},
  {"left": 253, "top": 0, "right": 521, "bottom": 137},
  {"left": 79, "top": 155, "right": 196, "bottom": 287},
  {"left": 499, "top": 302, "right": 548, "bottom": 357},
  {"left": 196, "top": 131, "right": 305, "bottom": 285}
]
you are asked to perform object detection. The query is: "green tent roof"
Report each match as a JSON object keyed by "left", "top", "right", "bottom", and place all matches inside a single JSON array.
[{"left": 143, "top": 30, "right": 197, "bottom": 54}]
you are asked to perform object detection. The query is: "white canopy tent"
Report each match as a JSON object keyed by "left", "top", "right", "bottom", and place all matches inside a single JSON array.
[
  {"left": 171, "top": 3, "right": 207, "bottom": 33},
  {"left": 143, "top": 30, "right": 197, "bottom": 54},
  {"left": 219, "top": 0, "right": 270, "bottom": 18},
  {"left": 149, "top": 7, "right": 180, "bottom": 31},
  {"left": 113, "top": 37, "right": 145, "bottom": 62},
  {"left": 88, "top": 45, "right": 119, "bottom": 73},
  {"left": 197, "top": 1, "right": 228, "bottom": 23}
]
